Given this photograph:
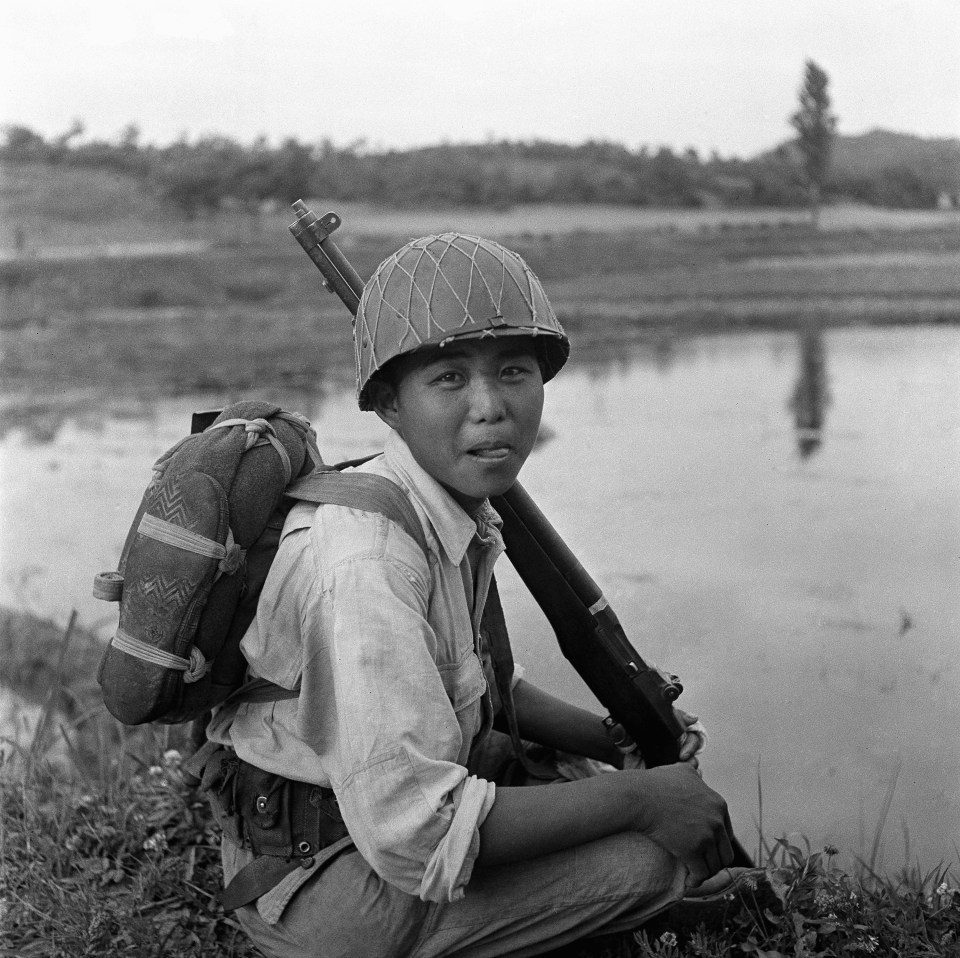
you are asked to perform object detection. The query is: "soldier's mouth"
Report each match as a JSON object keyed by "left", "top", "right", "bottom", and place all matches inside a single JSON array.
[{"left": 467, "top": 444, "right": 512, "bottom": 461}]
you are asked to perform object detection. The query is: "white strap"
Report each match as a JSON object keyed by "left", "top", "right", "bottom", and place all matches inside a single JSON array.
[
  {"left": 206, "top": 416, "right": 293, "bottom": 485},
  {"left": 111, "top": 627, "right": 211, "bottom": 682},
  {"left": 139, "top": 512, "right": 226, "bottom": 559},
  {"left": 138, "top": 514, "right": 244, "bottom": 579}
]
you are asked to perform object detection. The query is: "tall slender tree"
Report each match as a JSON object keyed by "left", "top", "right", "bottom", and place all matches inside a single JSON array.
[{"left": 790, "top": 59, "right": 838, "bottom": 227}]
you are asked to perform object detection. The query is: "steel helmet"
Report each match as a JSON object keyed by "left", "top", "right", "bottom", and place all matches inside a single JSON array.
[{"left": 355, "top": 232, "right": 569, "bottom": 410}]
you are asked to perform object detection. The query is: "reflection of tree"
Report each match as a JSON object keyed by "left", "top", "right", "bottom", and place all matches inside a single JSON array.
[
  {"left": 0, "top": 373, "right": 331, "bottom": 446},
  {"left": 563, "top": 318, "right": 682, "bottom": 377},
  {"left": 651, "top": 333, "right": 676, "bottom": 373},
  {"left": 789, "top": 323, "right": 831, "bottom": 459}
]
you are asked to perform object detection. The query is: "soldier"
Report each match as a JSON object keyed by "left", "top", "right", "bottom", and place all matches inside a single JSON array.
[{"left": 206, "top": 232, "right": 734, "bottom": 957}]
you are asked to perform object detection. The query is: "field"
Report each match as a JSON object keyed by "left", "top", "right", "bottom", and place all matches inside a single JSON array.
[
  {"left": 3, "top": 164, "right": 960, "bottom": 956},
  {"left": 3, "top": 163, "right": 960, "bottom": 440}
]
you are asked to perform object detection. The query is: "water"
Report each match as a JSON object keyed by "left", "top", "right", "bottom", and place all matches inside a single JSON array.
[{"left": 2, "top": 323, "right": 958, "bottom": 872}]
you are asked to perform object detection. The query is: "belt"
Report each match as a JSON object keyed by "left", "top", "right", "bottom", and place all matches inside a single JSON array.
[{"left": 192, "top": 742, "right": 351, "bottom": 911}]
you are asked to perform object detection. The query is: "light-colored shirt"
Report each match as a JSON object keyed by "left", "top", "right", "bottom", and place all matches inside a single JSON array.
[{"left": 208, "top": 430, "right": 508, "bottom": 909}]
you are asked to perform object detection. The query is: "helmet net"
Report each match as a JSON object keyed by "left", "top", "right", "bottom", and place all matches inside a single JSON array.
[{"left": 355, "top": 232, "right": 567, "bottom": 408}]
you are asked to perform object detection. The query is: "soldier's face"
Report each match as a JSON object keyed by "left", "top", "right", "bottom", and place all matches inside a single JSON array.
[{"left": 372, "top": 337, "right": 544, "bottom": 512}]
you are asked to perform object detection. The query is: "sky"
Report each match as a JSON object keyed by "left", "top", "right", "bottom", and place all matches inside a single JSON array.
[{"left": 2, "top": 0, "right": 958, "bottom": 158}]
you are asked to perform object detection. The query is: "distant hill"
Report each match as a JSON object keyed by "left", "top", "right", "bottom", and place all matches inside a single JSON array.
[
  {"left": 832, "top": 130, "right": 960, "bottom": 192},
  {"left": 3, "top": 122, "right": 956, "bottom": 214},
  {"left": 769, "top": 129, "right": 960, "bottom": 193}
]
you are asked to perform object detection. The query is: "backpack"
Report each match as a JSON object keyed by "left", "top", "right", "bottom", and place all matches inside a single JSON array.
[{"left": 94, "top": 399, "right": 427, "bottom": 726}]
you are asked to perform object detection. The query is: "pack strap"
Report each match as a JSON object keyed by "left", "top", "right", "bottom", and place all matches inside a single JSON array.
[
  {"left": 205, "top": 414, "right": 314, "bottom": 486},
  {"left": 208, "top": 418, "right": 292, "bottom": 484},
  {"left": 111, "top": 627, "right": 211, "bottom": 682},
  {"left": 274, "top": 411, "right": 324, "bottom": 472},
  {"left": 208, "top": 473, "right": 429, "bottom": 711},
  {"left": 483, "top": 575, "right": 553, "bottom": 780},
  {"left": 193, "top": 408, "right": 324, "bottom": 477},
  {"left": 138, "top": 515, "right": 245, "bottom": 577},
  {"left": 286, "top": 470, "right": 429, "bottom": 556},
  {"left": 220, "top": 856, "right": 306, "bottom": 913},
  {"left": 221, "top": 676, "right": 300, "bottom": 709}
]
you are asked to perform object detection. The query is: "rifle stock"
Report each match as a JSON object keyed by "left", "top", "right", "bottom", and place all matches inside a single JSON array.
[{"left": 288, "top": 202, "right": 752, "bottom": 865}]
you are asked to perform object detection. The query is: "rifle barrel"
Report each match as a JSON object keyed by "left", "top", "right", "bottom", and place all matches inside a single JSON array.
[
  {"left": 289, "top": 201, "right": 364, "bottom": 315},
  {"left": 492, "top": 488, "right": 686, "bottom": 768}
]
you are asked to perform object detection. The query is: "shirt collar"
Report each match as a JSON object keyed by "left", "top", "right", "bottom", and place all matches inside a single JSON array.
[{"left": 382, "top": 430, "right": 502, "bottom": 566}]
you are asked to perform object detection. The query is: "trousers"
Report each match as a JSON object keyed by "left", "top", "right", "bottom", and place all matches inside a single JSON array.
[
  {"left": 222, "top": 734, "right": 686, "bottom": 957},
  {"left": 225, "top": 826, "right": 685, "bottom": 958}
]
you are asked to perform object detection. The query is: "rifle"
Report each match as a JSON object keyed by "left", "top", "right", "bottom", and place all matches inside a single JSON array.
[{"left": 289, "top": 200, "right": 752, "bottom": 864}]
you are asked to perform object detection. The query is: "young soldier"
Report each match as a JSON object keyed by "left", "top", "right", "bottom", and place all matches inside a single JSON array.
[{"left": 206, "top": 233, "right": 735, "bottom": 957}]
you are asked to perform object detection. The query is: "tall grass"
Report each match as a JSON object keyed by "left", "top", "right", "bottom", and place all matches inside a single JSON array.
[
  {"left": 1, "top": 610, "right": 255, "bottom": 957},
  {"left": 2, "top": 610, "right": 957, "bottom": 957}
]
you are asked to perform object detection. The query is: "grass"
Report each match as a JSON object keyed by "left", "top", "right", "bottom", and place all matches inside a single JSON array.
[
  {"left": 2, "top": 609, "right": 958, "bottom": 957},
  {"left": 1, "top": 609, "right": 254, "bottom": 957},
  {"left": 2, "top": 752, "right": 257, "bottom": 958}
]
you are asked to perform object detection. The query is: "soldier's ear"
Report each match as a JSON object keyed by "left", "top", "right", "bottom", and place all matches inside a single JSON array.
[{"left": 368, "top": 377, "right": 402, "bottom": 433}]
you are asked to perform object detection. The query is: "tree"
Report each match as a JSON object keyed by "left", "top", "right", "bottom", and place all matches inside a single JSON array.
[
  {"left": 790, "top": 59, "right": 837, "bottom": 226},
  {"left": 0, "top": 124, "right": 49, "bottom": 161},
  {"left": 51, "top": 118, "right": 85, "bottom": 161}
]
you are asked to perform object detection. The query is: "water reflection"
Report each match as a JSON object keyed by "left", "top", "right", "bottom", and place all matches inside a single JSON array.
[
  {"left": 2, "top": 324, "right": 959, "bottom": 872},
  {"left": 789, "top": 323, "right": 831, "bottom": 459},
  {"left": 571, "top": 328, "right": 688, "bottom": 379},
  {"left": 0, "top": 380, "right": 332, "bottom": 447}
]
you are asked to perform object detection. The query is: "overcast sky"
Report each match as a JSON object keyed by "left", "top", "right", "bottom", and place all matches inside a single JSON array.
[{"left": 2, "top": 0, "right": 958, "bottom": 158}]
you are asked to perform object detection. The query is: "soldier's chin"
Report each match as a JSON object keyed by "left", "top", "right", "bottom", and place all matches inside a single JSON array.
[
  {"left": 451, "top": 470, "right": 520, "bottom": 507},
  {"left": 479, "top": 469, "right": 523, "bottom": 500}
]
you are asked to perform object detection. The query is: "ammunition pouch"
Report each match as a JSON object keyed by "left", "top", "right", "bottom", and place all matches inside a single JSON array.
[{"left": 199, "top": 745, "right": 349, "bottom": 911}]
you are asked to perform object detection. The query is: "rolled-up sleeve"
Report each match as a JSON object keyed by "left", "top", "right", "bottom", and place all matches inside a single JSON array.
[{"left": 300, "top": 511, "right": 495, "bottom": 902}]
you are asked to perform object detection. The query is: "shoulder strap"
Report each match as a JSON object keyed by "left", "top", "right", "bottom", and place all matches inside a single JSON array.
[
  {"left": 218, "top": 471, "right": 429, "bottom": 716},
  {"left": 286, "top": 470, "right": 429, "bottom": 557},
  {"left": 483, "top": 575, "right": 553, "bottom": 780}
]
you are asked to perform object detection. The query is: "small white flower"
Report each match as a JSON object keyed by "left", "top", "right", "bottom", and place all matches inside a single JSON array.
[
  {"left": 142, "top": 832, "right": 168, "bottom": 852},
  {"left": 659, "top": 930, "right": 678, "bottom": 947},
  {"left": 162, "top": 748, "right": 182, "bottom": 767},
  {"left": 148, "top": 765, "right": 163, "bottom": 776}
]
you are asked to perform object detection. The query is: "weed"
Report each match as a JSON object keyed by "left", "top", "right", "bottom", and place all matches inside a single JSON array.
[
  {"left": 626, "top": 838, "right": 960, "bottom": 957},
  {"left": 3, "top": 608, "right": 958, "bottom": 957},
  {"left": 1, "top": 750, "right": 257, "bottom": 957}
]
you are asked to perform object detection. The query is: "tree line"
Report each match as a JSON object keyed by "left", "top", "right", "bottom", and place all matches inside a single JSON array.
[{"left": 0, "top": 118, "right": 945, "bottom": 217}]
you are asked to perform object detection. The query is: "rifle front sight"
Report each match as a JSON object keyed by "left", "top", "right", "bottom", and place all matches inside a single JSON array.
[{"left": 288, "top": 200, "right": 364, "bottom": 316}]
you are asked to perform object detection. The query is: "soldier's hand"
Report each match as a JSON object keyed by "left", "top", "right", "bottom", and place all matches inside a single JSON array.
[
  {"left": 676, "top": 708, "right": 707, "bottom": 767},
  {"left": 627, "top": 763, "right": 735, "bottom": 886}
]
